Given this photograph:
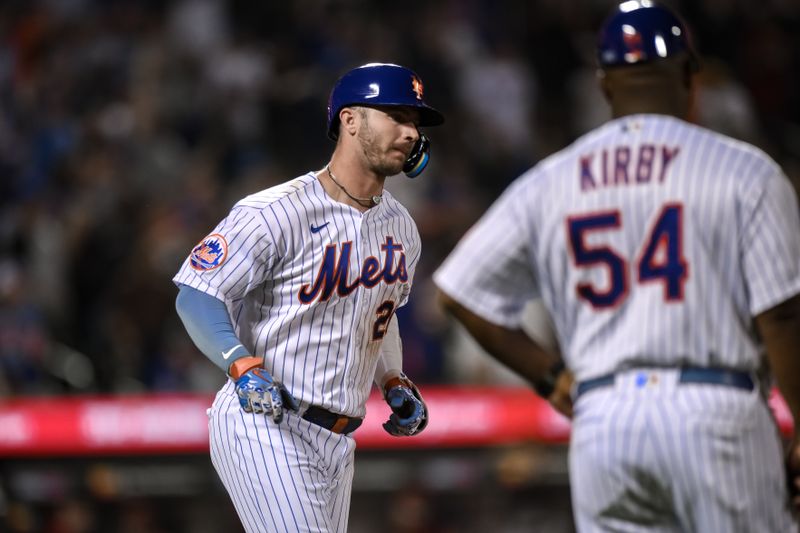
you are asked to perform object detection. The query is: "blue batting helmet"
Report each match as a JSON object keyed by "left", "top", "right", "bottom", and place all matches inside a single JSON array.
[
  {"left": 326, "top": 63, "right": 445, "bottom": 140},
  {"left": 597, "top": 1, "right": 698, "bottom": 69}
]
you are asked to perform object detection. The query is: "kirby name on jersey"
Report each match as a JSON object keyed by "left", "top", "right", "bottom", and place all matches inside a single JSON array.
[{"left": 580, "top": 144, "right": 680, "bottom": 191}]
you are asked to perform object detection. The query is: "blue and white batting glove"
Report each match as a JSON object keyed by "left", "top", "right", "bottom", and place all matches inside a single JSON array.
[
  {"left": 229, "top": 357, "right": 298, "bottom": 423},
  {"left": 382, "top": 374, "right": 428, "bottom": 437}
]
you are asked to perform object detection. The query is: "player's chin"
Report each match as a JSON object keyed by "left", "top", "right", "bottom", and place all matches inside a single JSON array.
[
  {"left": 377, "top": 157, "right": 405, "bottom": 177},
  {"left": 391, "top": 150, "right": 411, "bottom": 172}
]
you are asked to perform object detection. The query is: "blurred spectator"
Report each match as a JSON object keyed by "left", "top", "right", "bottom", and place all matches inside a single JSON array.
[
  {"left": 0, "top": 260, "right": 54, "bottom": 395},
  {"left": 44, "top": 499, "right": 95, "bottom": 533}
]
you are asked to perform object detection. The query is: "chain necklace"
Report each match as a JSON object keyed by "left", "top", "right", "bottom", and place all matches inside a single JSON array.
[{"left": 325, "top": 164, "right": 382, "bottom": 208}]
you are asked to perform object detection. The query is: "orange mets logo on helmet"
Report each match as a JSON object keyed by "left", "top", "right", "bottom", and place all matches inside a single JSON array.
[
  {"left": 190, "top": 233, "right": 228, "bottom": 271},
  {"left": 411, "top": 76, "right": 424, "bottom": 100},
  {"left": 622, "top": 27, "right": 645, "bottom": 63}
]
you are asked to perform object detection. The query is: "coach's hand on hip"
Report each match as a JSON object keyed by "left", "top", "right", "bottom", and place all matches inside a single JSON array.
[
  {"left": 229, "top": 356, "right": 299, "bottom": 423},
  {"left": 382, "top": 373, "right": 428, "bottom": 436},
  {"left": 548, "top": 369, "right": 574, "bottom": 420}
]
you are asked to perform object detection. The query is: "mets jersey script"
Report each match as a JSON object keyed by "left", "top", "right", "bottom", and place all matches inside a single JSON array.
[
  {"left": 174, "top": 172, "right": 420, "bottom": 417},
  {"left": 434, "top": 114, "right": 800, "bottom": 382}
]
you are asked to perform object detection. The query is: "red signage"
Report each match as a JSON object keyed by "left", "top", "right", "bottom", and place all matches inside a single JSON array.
[{"left": 0, "top": 388, "right": 792, "bottom": 457}]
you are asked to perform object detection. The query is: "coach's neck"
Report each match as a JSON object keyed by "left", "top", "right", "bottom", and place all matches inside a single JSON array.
[{"left": 600, "top": 57, "right": 694, "bottom": 121}]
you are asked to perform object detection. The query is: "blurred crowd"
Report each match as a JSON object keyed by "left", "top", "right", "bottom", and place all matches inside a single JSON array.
[{"left": 1, "top": 0, "right": 799, "bottom": 396}]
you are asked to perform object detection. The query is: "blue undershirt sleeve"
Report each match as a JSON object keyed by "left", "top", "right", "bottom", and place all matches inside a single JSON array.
[{"left": 175, "top": 284, "right": 251, "bottom": 372}]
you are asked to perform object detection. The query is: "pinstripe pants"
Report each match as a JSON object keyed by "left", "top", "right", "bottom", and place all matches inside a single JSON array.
[
  {"left": 569, "top": 368, "right": 797, "bottom": 533},
  {"left": 208, "top": 381, "right": 357, "bottom": 532}
]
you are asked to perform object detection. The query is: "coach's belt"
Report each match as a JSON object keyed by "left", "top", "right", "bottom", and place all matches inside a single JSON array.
[
  {"left": 302, "top": 406, "right": 363, "bottom": 434},
  {"left": 575, "top": 366, "right": 755, "bottom": 398}
]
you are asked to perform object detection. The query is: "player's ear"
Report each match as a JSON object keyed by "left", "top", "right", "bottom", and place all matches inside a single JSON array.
[{"left": 339, "top": 107, "right": 359, "bottom": 137}]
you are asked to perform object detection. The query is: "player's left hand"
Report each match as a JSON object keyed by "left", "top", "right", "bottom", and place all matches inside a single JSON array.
[
  {"left": 382, "top": 374, "right": 428, "bottom": 437},
  {"left": 235, "top": 368, "right": 299, "bottom": 423}
]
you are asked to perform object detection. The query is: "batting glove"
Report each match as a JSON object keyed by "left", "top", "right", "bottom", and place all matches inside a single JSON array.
[
  {"left": 229, "top": 357, "right": 298, "bottom": 423},
  {"left": 382, "top": 374, "right": 428, "bottom": 437}
]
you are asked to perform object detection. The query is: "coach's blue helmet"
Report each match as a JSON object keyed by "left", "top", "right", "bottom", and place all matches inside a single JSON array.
[
  {"left": 597, "top": 1, "right": 699, "bottom": 70},
  {"left": 326, "top": 63, "right": 445, "bottom": 141}
]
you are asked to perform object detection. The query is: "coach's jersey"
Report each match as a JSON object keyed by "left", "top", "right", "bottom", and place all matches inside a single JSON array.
[
  {"left": 435, "top": 114, "right": 800, "bottom": 381},
  {"left": 174, "top": 172, "right": 420, "bottom": 417}
]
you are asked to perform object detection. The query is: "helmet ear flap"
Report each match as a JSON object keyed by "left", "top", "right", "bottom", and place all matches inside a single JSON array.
[{"left": 403, "top": 133, "right": 431, "bottom": 178}]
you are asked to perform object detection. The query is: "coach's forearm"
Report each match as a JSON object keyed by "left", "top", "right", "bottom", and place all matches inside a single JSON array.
[
  {"left": 756, "top": 293, "right": 800, "bottom": 426},
  {"left": 437, "top": 290, "right": 560, "bottom": 385}
]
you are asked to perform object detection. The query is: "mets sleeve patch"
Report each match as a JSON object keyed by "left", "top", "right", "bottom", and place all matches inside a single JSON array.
[{"left": 190, "top": 233, "right": 228, "bottom": 271}]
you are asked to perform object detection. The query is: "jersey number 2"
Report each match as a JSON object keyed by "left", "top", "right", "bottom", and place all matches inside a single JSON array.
[
  {"left": 373, "top": 301, "right": 396, "bottom": 340},
  {"left": 567, "top": 204, "right": 688, "bottom": 309}
]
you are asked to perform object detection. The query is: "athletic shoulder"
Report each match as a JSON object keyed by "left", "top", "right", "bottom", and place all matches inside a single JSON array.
[
  {"left": 671, "top": 117, "right": 778, "bottom": 168},
  {"left": 635, "top": 115, "right": 782, "bottom": 182},
  {"left": 380, "top": 189, "right": 421, "bottom": 240},
  {"left": 380, "top": 189, "right": 413, "bottom": 218},
  {"left": 716, "top": 138, "right": 781, "bottom": 180},
  {"left": 235, "top": 172, "right": 319, "bottom": 211},
  {"left": 673, "top": 120, "right": 786, "bottom": 198}
]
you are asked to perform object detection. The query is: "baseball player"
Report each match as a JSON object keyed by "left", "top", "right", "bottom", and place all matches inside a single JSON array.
[
  {"left": 434, "top": 2, "right": 800, "bottom": 531},
  {"left": 173, "top": 63, "right": 444, "bottom": 532}
]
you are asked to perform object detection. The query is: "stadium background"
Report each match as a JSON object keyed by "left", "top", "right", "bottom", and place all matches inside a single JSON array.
[{"left": 0, "top": 0, "right": 798, "bottom": 531}]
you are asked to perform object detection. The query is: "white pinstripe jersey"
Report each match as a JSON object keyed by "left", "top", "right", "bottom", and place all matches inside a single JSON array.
[
  {"left": 174, "top": 172, "right": 420, "bottom": 417},
  {"left": 435, "top": 114, "right": 800, "bottom": 381}
]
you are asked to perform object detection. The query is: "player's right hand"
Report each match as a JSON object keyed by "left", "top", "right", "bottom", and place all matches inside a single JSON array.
[{"left": 234, "top": 368, "right": 299, "bottom": 423}]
